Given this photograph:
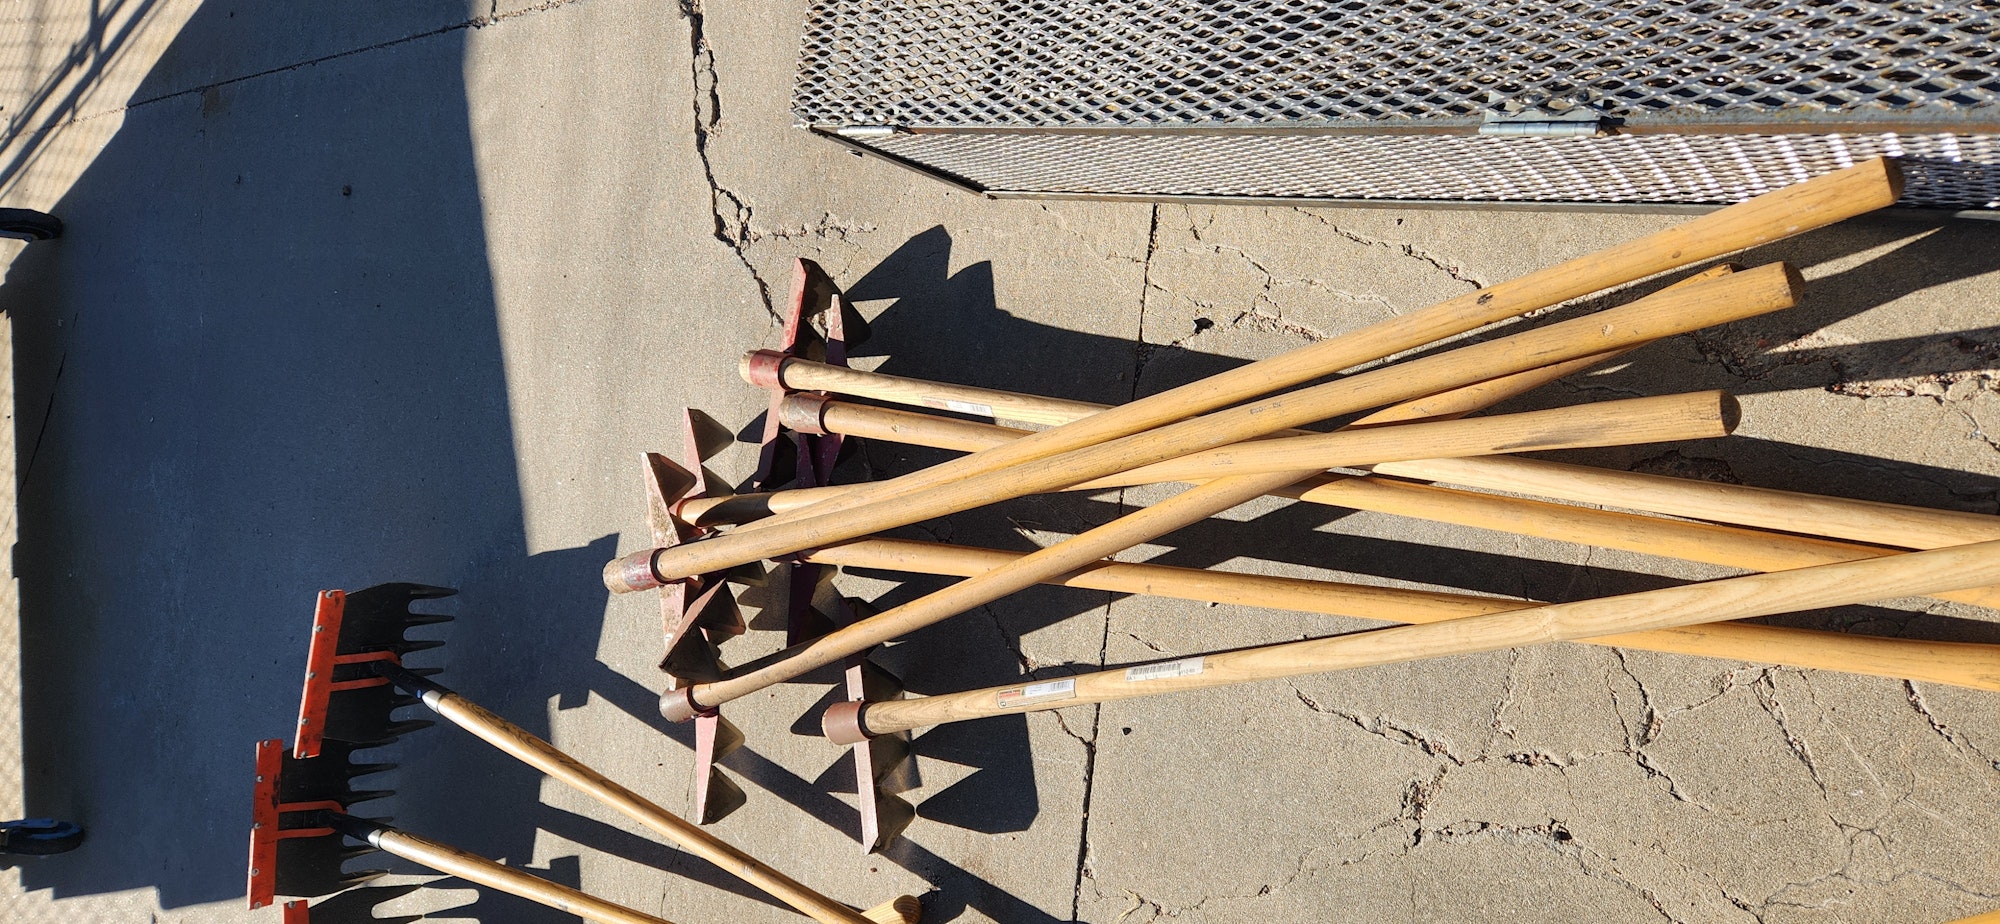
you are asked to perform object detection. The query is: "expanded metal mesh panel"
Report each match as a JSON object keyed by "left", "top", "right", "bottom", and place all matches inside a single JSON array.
[
  {"left": 853, "top": 130, "right": 2000, "bottom": 207},
  {"left": 795, "top": 0, "right": 2000, "bottom": 208},
  {"left": 795, "top": 0, "right": 2000, "bottom": 128}
]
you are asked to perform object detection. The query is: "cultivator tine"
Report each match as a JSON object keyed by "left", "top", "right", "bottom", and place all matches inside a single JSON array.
[
  {"left": 834, "top": 599, "right": 915, "bottom": 853},
  {"left": 278, "top": 882, "right": 423, "bottom": 924},
  {"left": 739, "top": 258, "right": 916, "bottom": 850},
  {"left": 295, "top": 586, "right": 455, "bottom": 760},
  {"left": 646, "top": 410, "right": 767, "bottom": 825},
  {"left": 689, "top": 713, "right": 748, "bottom": 824}
]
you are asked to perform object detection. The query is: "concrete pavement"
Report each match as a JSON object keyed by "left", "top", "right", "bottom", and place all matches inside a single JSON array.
[{"left": 0, "top": 1, "right": 1997, "bottom": 921}]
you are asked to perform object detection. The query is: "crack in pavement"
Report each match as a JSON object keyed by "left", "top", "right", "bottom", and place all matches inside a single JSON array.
[
  {"left": 676, "top": 0, "right": 777, "bottom": 322},
  {"left": 1128, "top": 205, "right": 1166, "bottom": 392},
  {"left": 1289, "top": 207, "right": 1486, "bottom": 291},
  {"left": 1905, "top": 680, "right": 2000, "bottom": 771}
]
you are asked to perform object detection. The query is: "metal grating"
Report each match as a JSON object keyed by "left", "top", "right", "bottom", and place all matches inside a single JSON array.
[
  {"left": 849, "top": 130, "right": 2000, "bottom": 207},
  {"left": 795, "top": 0, "right": 2000, "bottom": 129},
  {"left": 794, "top": 0, "right": 2000, "bottom": 208}
]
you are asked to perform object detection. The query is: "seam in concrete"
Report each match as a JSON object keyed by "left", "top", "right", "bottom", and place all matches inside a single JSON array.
[
  {"left": 676, "top": 0, "right": 777, "bottom": 322},
  {"left": 105, "top": 1, "right": 589, "bottom": 115},
  {"left": 1075, "top": 219, "right": 1164, "bottom": 920},
  {"left": 20, "top": 348, "right": 63, "bottom": 489}
]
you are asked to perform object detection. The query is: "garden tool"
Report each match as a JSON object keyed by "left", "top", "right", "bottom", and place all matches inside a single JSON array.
[
  {"left": 609, "top": 259, "right": 1805, "bottom": 589},
  {"left": 371, "top": 662, "right": 920, "bottom": 923},
  {"left": 643, "top": 409, "right": 755, "bottom": 825},
  {"left": 649, "top": 400, "right": 915, "bottom": 850},
  {"left": 823, "top": 537, "right": 2000, "bottom": 744},
  {"left": 787, "top": 535, "right": 2000, "bottom": 693},
  {"left": 750, "top": 257, "right": 869, "bottom": 492},
  {"left": 265, "top": 584, "right": 922, "bottom": 923},
  {"left": 655, "top": 269, "right": 1790, "bottom": 725},
  {"left": 689, "top": 260, "right": 1742, "bottom": 528},
  {"left": 606, "top": 160, "right": 1898, "bottom": 585},
  {"left": 249, "top": 737, "right": 676, "bottom": 924}
]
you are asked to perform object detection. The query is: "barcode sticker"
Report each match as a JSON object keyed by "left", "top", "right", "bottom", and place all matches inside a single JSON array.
[
  {"left": 996, "top": 678, "right": 1076, "bottom": 708},
  {"left": 924, "top": 396, "right": 996, "bottom": 416},
  {"left": 1125, "top": 657, "right": 1204, "bottom": 682}
]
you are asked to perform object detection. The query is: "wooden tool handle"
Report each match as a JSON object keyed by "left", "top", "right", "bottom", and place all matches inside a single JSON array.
[
  {"left": 719, "top": 164, "right": 1888, "bottom": 536},
  {"left": 811, "top": 389, "right": 1735, "bottom": 489},
  {"left": 687, "top": 264, "right": 1745, "bottom": 531},
  {"left": 426, "top": 692, "right": 900, "bottom": 924},
  {"left": 747, "top": 352, "right": 1106, "bottom": 425},
  {"left": 1373, "top": 454, "right": 2000, "bottom": 551},
  {"left": 806, "top": 536, "right": 2000, "bottom": 692},
  {"left": 664, "top": 469, "right": 1319, "bottom": 718},
  {"left": 613, "top": 262, "right": 1801, "bottom": 590},
  {"left": 833, "top": 536, "right": 2000, "bottom": 740},
  {"left": 1073, "top": 391, "right": 1735, "bottom": 489},
  {"left": 1295, "top": 477, "right": 2000, "bottom": 613},
  {"left": 366, "top": 825, "right": 676, "bottom": 924},
  {"left": 782, "top": 403, "right": 2000, "bottom": 612}
]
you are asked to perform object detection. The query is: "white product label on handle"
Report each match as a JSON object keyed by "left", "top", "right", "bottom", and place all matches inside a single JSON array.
[
  {"left": 924, "top": 396, "right": 996, "bottom": 417},
  {"left": 1125, "top": 657, "right": 1205, "bottom": 682},
  {"left": 996, "top": 678, "right": 1076, "bottom": 708}
]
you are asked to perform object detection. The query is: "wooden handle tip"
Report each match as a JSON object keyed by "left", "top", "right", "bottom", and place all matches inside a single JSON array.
[
  {"left": 741, "top": 349, "right": 788, "bottom": 389},
  {"left": 1867, "top": 156, "right": 1907, "bottom": 205},
  {"left": 604, "top": 550, "right": 663, "bottom": 594},
  {"left": 861, "top": 895, "right": 924, "bottom": 924}
]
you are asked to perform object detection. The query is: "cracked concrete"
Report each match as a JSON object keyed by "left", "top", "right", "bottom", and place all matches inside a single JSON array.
[{"left": 2, "top": 1, "right": 1999, "bottom": 922}]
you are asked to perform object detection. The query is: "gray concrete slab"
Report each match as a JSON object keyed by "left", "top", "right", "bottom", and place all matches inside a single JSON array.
[{"left": 0, "top": 1, "right": 1996, "bottom": 922}]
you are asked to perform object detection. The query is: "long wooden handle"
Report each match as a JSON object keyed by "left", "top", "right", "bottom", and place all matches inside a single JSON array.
[
  {"left": 419, "top": 690, "right": 904, "bottom": 924},
  {"left": 613, "top": 262, "right": 1802, "bottom": 589},
  {"left": 805, "top": 536, "right": 2000, "bottom": 692},
  {"left": 774, "top": 398, "right": 2000, "bottom": 612},
  {"left": 748, "top": 352, "right": 1107, "bottom": 425},
  {"left": 1062, "top": 391, "right": 1737, "bottom": 489},
  {"left": 679, "top": 387, "right": 1729, "bottom": 519},
  {"left": 662, "top": 469, "right": 1322, "bottom": 719},
  {"left": 725, "top": 162, "right": 1893, "bottom": 538},
  {"left": 656, "top": 278, "right": 1783, "bottom": 712},
  {"left": 365, "top": 825, "right": 677, "bottom": 924},
  {"left": 1374, "top": 454, "right": 2000, "bottom": 551},
  {"left": 681, "top": 265, "right": 1743, "bottom": 529},
  {"left": 829, "top": 537, "right": 2000, "bottom": 740},
  {"left": 792, "top": 391, "right": 1738, "bottom": 492}
]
